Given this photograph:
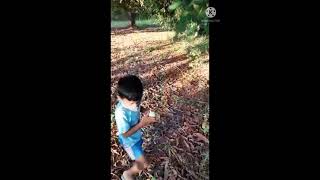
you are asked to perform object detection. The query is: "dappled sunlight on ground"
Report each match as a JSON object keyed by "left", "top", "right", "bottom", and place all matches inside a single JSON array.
[{"left": 111, "top": 28, "right": 209, "bottom": 180}]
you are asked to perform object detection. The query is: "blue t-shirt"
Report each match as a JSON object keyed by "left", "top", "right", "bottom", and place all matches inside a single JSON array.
[{"left": 115, "top": 100, "right": 142, "bottom": 148}]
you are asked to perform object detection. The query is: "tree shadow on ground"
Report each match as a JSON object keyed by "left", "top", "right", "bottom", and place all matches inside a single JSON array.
[
  {"left": 141, "top": 56, "right": 191, "bottom": 90},
  {"left": 111, "top": 27, "right": 168, "bottom": 36},
  {"left": 111, "top": 54, "right": 187, "bottom": 80},
  {"left": 111, "top": 42, "right": 174, "bottom": 68},
  {"left": 144, "top": 42, "right": 173, "bottom": 52}
]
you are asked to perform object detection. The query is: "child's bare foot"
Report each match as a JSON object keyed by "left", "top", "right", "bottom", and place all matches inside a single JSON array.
[{"left": 121, "top": 170, "right": 134, "bottom": 180}]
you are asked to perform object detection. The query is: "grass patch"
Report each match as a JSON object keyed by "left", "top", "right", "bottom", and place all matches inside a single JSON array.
[
  {"left": 111, "top": 20, "right": 130, "bottom": 28},
  {"left": 112, "top": 19, "right": 159, "bottom": 29},
  {"left": 136, "top": 19, "right": 159, "bottom": 29},
  {"left": 145, "top": 46, "right": 157, "bottom": 52}
]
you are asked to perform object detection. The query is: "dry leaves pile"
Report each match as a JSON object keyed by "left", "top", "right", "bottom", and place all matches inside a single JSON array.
[{"left": 111, "top": 27, "right": 209, "bottom": 180}]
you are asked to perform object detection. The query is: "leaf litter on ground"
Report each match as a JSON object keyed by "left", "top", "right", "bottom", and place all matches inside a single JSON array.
[{"left": 111, "top": 27, "right": 209, "bottom": 180}]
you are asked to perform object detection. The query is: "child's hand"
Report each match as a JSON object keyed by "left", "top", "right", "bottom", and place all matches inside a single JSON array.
[{"left": 139, "top": 116, "right": 157, "bottom": 127}]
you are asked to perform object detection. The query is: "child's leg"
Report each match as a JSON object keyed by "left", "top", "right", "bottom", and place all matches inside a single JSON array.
[
  {"left": 134, "top": 155, "right": 147, "bottom": 172},
  {"left": 122, "top": 156, "right": 147, "bottom": 180},
  {"left": 124, "top": 155, "right": 146, "bottom": 175},
  {"left": 122, "top": 140, "right": 145, "bottom": 179}
]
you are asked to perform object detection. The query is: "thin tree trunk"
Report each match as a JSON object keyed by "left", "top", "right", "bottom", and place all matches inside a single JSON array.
[{"left": 128, "top": 12, "right": 136, "bottom": 27}]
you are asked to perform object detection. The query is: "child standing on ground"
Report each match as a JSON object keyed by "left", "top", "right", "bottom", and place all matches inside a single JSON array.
[{"left": 114, "top": 75, "right": 157, "bottom": 180}]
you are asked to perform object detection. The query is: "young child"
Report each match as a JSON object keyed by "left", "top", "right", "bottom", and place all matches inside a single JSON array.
[{"left": 114, "top": 75, "right": 157, "bottom": 180}]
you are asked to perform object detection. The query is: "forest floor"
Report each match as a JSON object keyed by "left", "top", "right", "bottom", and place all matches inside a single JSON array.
[{"left": 111, "top": 27, "right": 210, "bottom": 180}]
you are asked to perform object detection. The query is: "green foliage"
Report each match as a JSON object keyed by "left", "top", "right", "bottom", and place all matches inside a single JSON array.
[
  {"left": 112, "top": 0, "right": 145, "bottom": 12},
  {"left": 149, "top": 0, "right": 210, "bottom": 56},
  {"left": 155, "top": 14, "right": 175, "bottom": 30},
  {"left": 160, "top": 0, "right": 209, "bottom": 42},
  {"left": 185, "top": 21, "right": 198, "bottom": 36},
  {"left": 186, "top": 36, "right": 209, "bottom": 60},
  {"left": 111, "top": 7, "right": 128, "bottom": 20},
  {"left": 142, "top": 0, "right": 174, "bottom": 15},
  {"left": 112, "top": 0, "right": 156, "bottom": 27},
  {"left": 168, "top": 1, "right": 182, "bottom": 11},
  {"left": 139, "top": 0, "right": 175, "bottom": 30}
]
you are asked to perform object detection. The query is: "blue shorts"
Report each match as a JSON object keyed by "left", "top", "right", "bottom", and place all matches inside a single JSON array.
[{"left": 119, "top": 139, "right": 144, "bottom": 160}]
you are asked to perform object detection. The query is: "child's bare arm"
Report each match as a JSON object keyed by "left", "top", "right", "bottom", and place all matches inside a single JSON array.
[
  {"left": 122, "top": 122, "right": 143, "bottom": 137},
  {"left": 122, "top": 116, "right": 156, "bottom": 137}
]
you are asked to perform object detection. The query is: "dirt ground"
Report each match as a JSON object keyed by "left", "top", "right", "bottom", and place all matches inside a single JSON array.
[{"left": 111, "top": 27, "right": 209, "bottom": 180}]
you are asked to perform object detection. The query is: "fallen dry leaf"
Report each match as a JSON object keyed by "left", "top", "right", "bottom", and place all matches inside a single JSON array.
[
  {"left": 182, "top": 139, "right": 191, "bottom": 152},
  {"left": 164, "top": 160, "right": 169, "bottom": 180},
  {"left": 193, "top": 133, "right": 209, "bottom": 144}
]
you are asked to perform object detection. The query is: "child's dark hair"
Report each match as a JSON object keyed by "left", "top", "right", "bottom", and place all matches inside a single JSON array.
[{"left": 117, "top": 75, "right": 143, "bottom": 102}]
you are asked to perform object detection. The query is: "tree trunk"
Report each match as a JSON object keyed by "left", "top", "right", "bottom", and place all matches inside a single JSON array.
[{"left": 128, "top": 12, "right": 136, "bottom": 27}]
